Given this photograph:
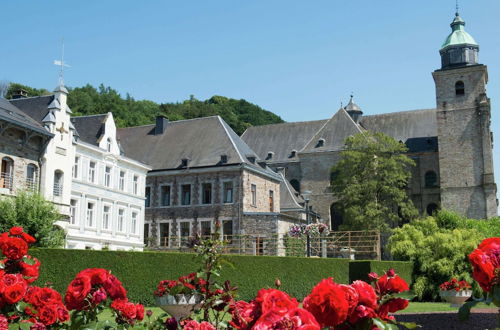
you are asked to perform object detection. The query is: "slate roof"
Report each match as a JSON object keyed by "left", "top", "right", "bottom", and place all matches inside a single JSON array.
[
  {"left": 9, "top": 95, "right": 54, "bottom": 125},
  {"left": 117, "top": 116, "right": 277, "bottom": 178},
  {"left": 0, "top": 98, "right": 51, "bottom": 136},
  {"left": 278, "top": 172, "right": 304, "bottom": 210},
  {"left": 241, "top": 119, "right": 328, "bottom": 162},
  {"left": 71, "top": 114, "right": 107, "bottom": 146}
]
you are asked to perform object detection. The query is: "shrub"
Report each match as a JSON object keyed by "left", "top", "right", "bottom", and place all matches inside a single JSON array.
[
  {"left": 30, "top": 249, "right": 350, "bottom": 305},
  {"left": 349, "top": 260, "right": 413, "bottom": 285}
]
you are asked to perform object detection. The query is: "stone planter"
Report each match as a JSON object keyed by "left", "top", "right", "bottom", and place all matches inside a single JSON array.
[
  {"left": 439, "top": 290, "right": 472, "bottom": 307},
  {"left": 155, "top": 294, "right": 203, "bottom": 320}
]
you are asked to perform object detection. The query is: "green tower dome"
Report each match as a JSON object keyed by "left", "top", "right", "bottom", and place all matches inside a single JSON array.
[{"left": 439, "top": 12, "right": 479, "bottom": 69}]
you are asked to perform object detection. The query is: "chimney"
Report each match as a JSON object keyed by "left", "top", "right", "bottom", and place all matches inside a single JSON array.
[
  {"left": 12, "top": 89, "right": 28, "bottom": 99},
  {"left": 155, "top": 116, "right": 169, "bottom": 135}
]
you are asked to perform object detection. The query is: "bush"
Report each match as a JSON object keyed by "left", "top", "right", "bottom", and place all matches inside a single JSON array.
[
  {"left": 349, "top": 261, "right": 413, "bottom": 285},
  {"left": 387, "top": 212, "right": 484, "bottom": 301},
  {"left": 30, "top": 249, "right": 350, "bottom": 305}
]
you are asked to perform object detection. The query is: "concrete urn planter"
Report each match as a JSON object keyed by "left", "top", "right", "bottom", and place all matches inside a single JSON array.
[
  {"left": 155, "top": 294, "right": 203, "bottom": 320},
  {"left": 439, "top": 290, "right": 472, "bottom": 307}
]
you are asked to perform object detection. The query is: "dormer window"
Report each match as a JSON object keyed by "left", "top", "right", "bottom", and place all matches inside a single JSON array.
[
  {"left": 220, "top": 155, "right": 228, "bottom": 164},
  {"left": 181, "top": 158, "right": 189, "bottom": 168},
  {"left": 455, "top": 81, "right": 465, "bottom": 96},
  {"left": 289, "top": 150, "right": 297, "bottom": 158},
  {"left": 266, "top": 151, "right": 274, "bottom": 160},
  {"left": 106, "top": 138, "right": 112, "bottom": 152},
  {"left": 316, "top": 138, "right": 325, "bottom": 148},
  {"left": 247, "top": 156, "right": 256, "bottom": 164}
]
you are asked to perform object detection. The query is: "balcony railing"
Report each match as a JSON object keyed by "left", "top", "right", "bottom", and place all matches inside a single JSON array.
[
  {"left": 25, "top": 178, "right": 38, "bottom": 192},
  {"left": 0, "top": 172, "right": 13, "bottom": 191},
  {"left": 53, "top": 183, "right": 63, "bottom": 197},
  {"left": 151, "top": 231, "right": 381, "bottom": 260}
]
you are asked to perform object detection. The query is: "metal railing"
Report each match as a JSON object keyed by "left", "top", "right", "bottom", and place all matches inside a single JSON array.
[
  {"left": 25, "top": 178, "right": 38, "bottom": 192},
  {"left": 53, "top": 182, "right": 63, "bottom": 196},
  {"left": 152, "top": 230, "right": 381, "bottom": 260},
  {"left": 0, "top": 172, "right": 13, "bottom": 191}
]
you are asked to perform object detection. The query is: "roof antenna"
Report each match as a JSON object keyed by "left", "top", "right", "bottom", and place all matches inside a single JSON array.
[
  {"left": 456, "top": 0, "right": 459, "bottom": 15},
  {"left": 53, "top": 38, "right": 70, "bottom": 86}
]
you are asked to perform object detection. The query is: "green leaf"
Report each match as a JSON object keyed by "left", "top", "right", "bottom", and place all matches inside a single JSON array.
[
  {"left": 458, "top": 299, "right": 481, "bottom": 321},
  {"left": 491, "top": 284, "right": 500, "bottom": 307},
  {"left": 392, "top": 290, "right": 416, "bottom": 300},
  {"left": 396, "top": 321, "right": 421, "bottom": 329},
  {"left": 372, "top": 318, "right": 399, "bottom": 330}
]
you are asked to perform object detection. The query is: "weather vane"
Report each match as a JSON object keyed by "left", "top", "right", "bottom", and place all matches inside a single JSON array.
[
  {"left": 456, "top": 0, "right": 459, "bottom": 14},
  {"left": 53, "top": 38, "right": 70, "bottom": 86}
]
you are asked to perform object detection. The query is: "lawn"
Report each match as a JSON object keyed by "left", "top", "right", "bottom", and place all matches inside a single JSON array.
[{"left": 396, "top": 302, "right": 497, "bottom": 313}]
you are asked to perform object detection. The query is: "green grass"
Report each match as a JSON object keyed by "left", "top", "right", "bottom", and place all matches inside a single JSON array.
[
  {"left": 99, "top": 307, "right": 164, "bottom": 323},
  {"left": 397, "top": 302, "right": 497, "bottom": 313}
]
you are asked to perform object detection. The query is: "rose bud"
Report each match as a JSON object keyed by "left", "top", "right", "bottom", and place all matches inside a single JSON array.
[
  {"left": 165, "top": 317, "right": 178, "bottom": 330},
  {"left": 275, "top": 278, "right": 282, "bottom": 288},
  {"left": 146, "top": 310, "right": 153, "bottom": 318},
  {"left": 386, "top": 269, "right": 396, "bottom": 277},
  {"left": 367, "top": 272, "right": 379, "bottom": 282}
]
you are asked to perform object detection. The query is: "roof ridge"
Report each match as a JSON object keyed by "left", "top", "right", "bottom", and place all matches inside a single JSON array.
[
  {"left": 299, "top": 115, "right": 334, "bottom": 152},
  {"left": 71, "top": 113, "right": 108, "bottom": 119},
  {"left": 117, "top": 115, "right": 220, "bottom": 130},
  {"left": 217, "top": 116, "right": 245, "bottom": 163},
  {"left": 9, "top": 95, "right": 53, "bottom": 102},
  {"left": 362, "top": 108, "right": 436, "bottom": 118}
]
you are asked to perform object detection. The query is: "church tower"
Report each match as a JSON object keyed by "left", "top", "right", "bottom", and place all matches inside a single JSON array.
[{"left": 433, "top": 11, "right": 497, "bottom": 218}]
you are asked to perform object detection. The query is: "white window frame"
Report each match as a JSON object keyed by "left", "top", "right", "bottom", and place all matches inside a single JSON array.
[
  {"left": 222, "top": 180, "right": 234, "bottom": 204},
  {"left": 180, "top": 184, "right": 192, "bottom": 206},
  {"left": 104, "top": 166, "right": 112, "bottom": 187},
  {"left": 88, "top": 161, "right": 96, "bottom": 183},
  {"left": 178, "top": 220, "right": 191, "bottom": 246},
  {"left": 133, "top": 175, "right": 139, "bottom": 195},
  {"left": 70, "top": 199, "right": 78, "bottom": 225},
  {"left": 86, "top": 202, "right": 95, "bottom": 228},
  {"left": 158, "top": 221, "right": 172, "bottom": 247},
  {"left": 159, "top": 184, "right": 172, "bottom": 207},
  {"left": 117, "top": 208, "right": 125, "bottom": 232},
  {"left": 102, "top": 204, "right": 111, "bottom": 230},
  {"left": 119, "top": 171, "right": 126, "bottom": 191},
  {"left": 198, "top": 219, "right": 213, "bottom": 238},
  {"left": 251, "top": 184, "right": 257, "bottom": 207},
  {"left": 73, "top": 156, "right": 79, "bottom": 179},
  {"left": 131, "top": 211, "right": 138, "bottom": 234}
]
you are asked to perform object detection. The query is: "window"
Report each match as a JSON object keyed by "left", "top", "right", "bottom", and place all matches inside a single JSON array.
[
  {"left": 119, "top": 171, "right": 125, "bottom": 191},
  {"left": 88, "top": 162, "right": 96, "bottom": 183},
  {"left": 133, "top": 175, "right": 139, "bottom": 195},
  {"left": 144, "top": 223, "right": 150, "bottom": 245},
  {"left": 222, "top": 220, "right": 233, "bottom": 242},
  {"left": 104, "top": 166, "right": 111, "bottom": 187},
  {"left": 117, "top": 209, "right": 124, "bottom": 232},
  {"left": 424, "top": 171, "right": 438, "bottom": 188},
  {"left": 53, "top": 170, "right": 63, "bottom": 196},
  {"left": 200, "top": 221, "right": 211, "bottom": 238},
  {"left": 316, "top": 138, "right": 325, "bottom": 148},
  {"left": 73, "top": 157, "right": 79, "bottom": 179},
  {"left": 223, "top": 182, "right": 233, "bottom": 203},
  {"left": 86, "top": 202, "right": 95, "bottom": 227},
  {"left": 202, "top": 183, "right": 212, "bottom": 204},
  {"left": 161, "top": 185, "right": 171, "bottom": 206},
  {"left": 159, "top": 223, "right": 170, "bottom": 247},
  {"left": 251, "top": 184, "right": 257, "bottom": 206},
  {"left": 131, "top": 212, "right": 137, "bottom": 234},
  {"left": 70, "top": 199, "right": 78, "bottom": 225},
  {"left": 330, "top": 203, "right": 343, "bottom": 231},
  {"left": 102, "top": 206, "right": 110, "bottom": 230},
  {"left": 455, "top": 81, "right": 465, "bottom": 96},
  {"left": 180, "top": 222, "right": 190, "bottom": 246},
  {"left": 106, "top": 138, "right": 112, "bottom": 152},
  {"left": 290, "top": 179, "right": 300, "bottom": 193},
  {"left": 1, "top": 157, "right": 14, "bottom": 190},
  {"left": 269, "top": 190, "right": 274, "bottom": 212},
  {"left": 145, "top": 187, "right": 151, "bottom": 208},
  {"left": 426, "top": 203, "right": 439, "bottom": 216},
  {"left": 181, "top": 184, "right": 191, "bottom": 205},
  {"left": 26, "top": 164, "right": 37, "bottom": 191}
]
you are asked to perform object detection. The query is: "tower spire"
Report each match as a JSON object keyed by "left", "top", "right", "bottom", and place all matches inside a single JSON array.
[{"left": 53, "top": 38, "right": 70, "bottom": 86}]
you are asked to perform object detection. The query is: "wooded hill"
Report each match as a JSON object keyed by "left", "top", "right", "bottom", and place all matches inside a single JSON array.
[{"left": 5, "top": 83, "right": 284, "bottom": 134}]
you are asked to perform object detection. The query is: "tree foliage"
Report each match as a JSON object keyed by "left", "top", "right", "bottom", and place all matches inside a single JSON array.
[
  {"left": 330, "top": 131, "right": 418, "bottom": 231},
  {"left": 0, "top": 192, "right": 65, "bottom": 247},
  {"left": 4, "top": 82, "right": 51, "bottom": 99},
  {"left": 388, "top": 209, "right": 500, "bottom": 301}
]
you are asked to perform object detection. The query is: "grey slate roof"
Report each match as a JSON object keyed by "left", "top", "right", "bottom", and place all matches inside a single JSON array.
[
  {"left": 117, "top": 116, "right": 274, "bottom": 175},
  {"left": 279, "top": 172, "right": 304, "bottom": 210},
  {"left": 10, "top": 95, "right": 54, "bottom": 125},
  {"left": 71, "top": 114, "right": 107, "bottom": 146},
  {"left": 359, "top": 109, "right": 437, "bottom": 142},
  {"left": 241, "top": 119, "right": 328, "bottom": 162},
  {"left": 301, "top": 108, "right": 363, "bottom": 152},
  {"left": 0, "top": 98, "right": 51, "bottom": 136}
]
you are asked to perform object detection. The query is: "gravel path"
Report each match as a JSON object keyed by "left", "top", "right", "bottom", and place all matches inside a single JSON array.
[{"left": 396, "top": 309, "right": 499, "bottom": 329}]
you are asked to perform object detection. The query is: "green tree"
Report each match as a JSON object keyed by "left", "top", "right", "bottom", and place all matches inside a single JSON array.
[
  {"left": 0, "top": 192, "right": 65, "bottom": 247},
  {"left": 330, "top": 131, "right": 418, "bottom": 231},
  {"left": 5, "top": 82, "right": 51, "bottom": 99}
]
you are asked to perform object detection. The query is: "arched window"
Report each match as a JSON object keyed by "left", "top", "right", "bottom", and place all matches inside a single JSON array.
[
  {"left": 455, "top": 81, "right": 465, "bottom": 96},
  {"left": 1, "top": 157, "right": 14, "bottom": 190},
  {"left": 53, "top": 170, "right": 64, "bottom": 197},
  {"left": 330, "top": 203, "right": 343, "bottom": 231},
  {"left": 26, "top": 164, "right": 38, "bottom": 191},
  {"left": 106, "top": 138, "right": 112, "bottom": 152},
  {"left": 426, "top": 203, "right": 439, "bottom": 216},
  {"left": 424, "top": 171, "right": 438, "bottom": 188},
  {"left": 290, "top": 179, "right": 300, "bottom": 194}
]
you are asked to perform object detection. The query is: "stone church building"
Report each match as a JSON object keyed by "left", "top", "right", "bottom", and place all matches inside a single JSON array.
[{"left": 242, "top": 12, "right": 497, "bottom": 229}]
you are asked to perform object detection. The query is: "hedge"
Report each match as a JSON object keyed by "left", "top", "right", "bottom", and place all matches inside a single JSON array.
[
  {"left": 30, "top": 249, "right": 350, "bottom": 305},
  {"left": 349, "top": 260, "right": 413, "bottom": 285}
]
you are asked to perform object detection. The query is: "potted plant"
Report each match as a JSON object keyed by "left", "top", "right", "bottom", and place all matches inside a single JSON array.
[
  {"left": 154, "top": 273, "right": 205, "bottom": 320},
  {"left": 439, "top": 278, "right": 472, "bottom": 307}
]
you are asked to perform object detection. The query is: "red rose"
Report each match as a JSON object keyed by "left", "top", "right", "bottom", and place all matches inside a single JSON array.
[
  {"left": 469, "top": 237, "right": 500, "bottom": 293},
  {"left": 340, "top": 284, "right": 359, "bottom": 315},
  {"left": 303, "top": 278, "right": 349, "bottom": 327},
  {"left": 377, "top": 274, "right": 409, "bottom": 295},
  {"left": 351, "top": 280, "right": 378, "bottom": 310},
  {"left": 9, "top": 227, "right": 24, "bottom": 236},
  {"left": 255, "top": 288, "right": 298, "bottom": 315},
  {"left": 20, "top": 232, "right": 36, "bottom": 244},
  {"left": 64, "top": 275, "right": 92, "bottom": 310},
  {"left": 37, "top": 305, "right": 58, "bottom": 325},
  {"left": 4, "top": 282, "right": 27, "bottom": 304},
  {"left": 30, "top": 287, "right": 62, "bottom": 307},
  {"left": 253, "top": 308, "right": 320, "bottom": 330},
  {"left": 367, "top": 272, "right": 379, "bottom": 282},
  {"left": 0, "top": 314, "right": 7, "bottom": 329},
  {"left": 135, "top": 303, "right": 145, "bottom": 321},
  {"left": 2, "top": 273, "right": 24, "bottom": 287},
  {"left": 56, "top": 305, "right": 70, "bottom": 323},
  {"left": 111, "top": 299, "right": 137, "bottom": 321},
  {"left": 199, "top": 321, "right": 216, "bottom": 330},
  {"left": 78, "top": 268, "right": 109, "bottom": 286},
  {"left": 20, "top": 257, "right": 40, "bottom": 283},
  {"left": 348, "top": 304, "right": 377, "bottom": 324},
  {"left": 90, "top": 288, "right": 107, "bottom": 306},
  {"left": 229, "top": 300, "right": 261, "bottom": 329},
  {"left": 103, "top": 274, "right": 127, "bottom": 300},
  {"left": 1, "top": 237, "right": 28, "bottom": 260}
]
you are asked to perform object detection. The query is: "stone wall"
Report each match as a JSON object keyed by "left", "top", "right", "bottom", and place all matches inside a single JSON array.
[{"left": 241, "top": 170, "right": 281, "bottom": 213}]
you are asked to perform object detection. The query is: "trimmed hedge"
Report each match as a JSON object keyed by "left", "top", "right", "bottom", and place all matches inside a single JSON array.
[
  {"left": 30, "top": 249, "right": 350, "bottom": 305},
  {"left": 349, "top": 260, "right": 413, "bottom": 285}
]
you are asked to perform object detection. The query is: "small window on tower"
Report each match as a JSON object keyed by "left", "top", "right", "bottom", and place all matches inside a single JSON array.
[{"left": 455, "top": 81, "right": 465, "bottom": 96}]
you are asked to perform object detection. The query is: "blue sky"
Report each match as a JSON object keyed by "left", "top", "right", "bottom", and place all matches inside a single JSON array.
[{"left": 3, "top": 1, "right": 500, "bottom": 210}]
